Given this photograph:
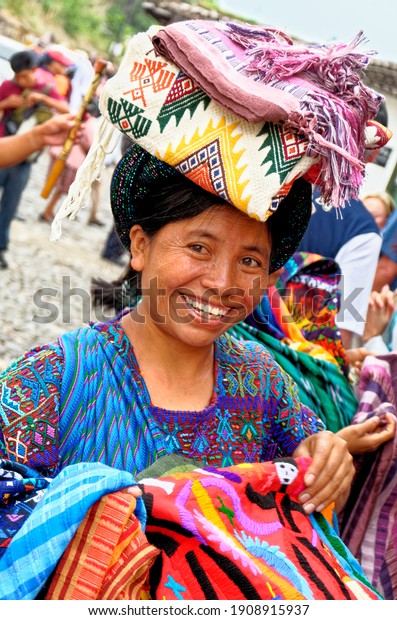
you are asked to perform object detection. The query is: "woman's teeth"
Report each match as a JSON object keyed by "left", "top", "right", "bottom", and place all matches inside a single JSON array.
[{"left": 183, "top": 295, "right": 228, "bottom": 318}]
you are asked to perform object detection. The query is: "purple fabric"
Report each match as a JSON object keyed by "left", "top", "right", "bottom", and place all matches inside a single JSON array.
[
  {"left": 152, "top": 20, "right": 383, "bottom": 207},
  {"left": 152, "top": 21, "right": 300, "bottom": 123},
  {"left": 339, "top": 354, "right": 397, "bottom": 599}
]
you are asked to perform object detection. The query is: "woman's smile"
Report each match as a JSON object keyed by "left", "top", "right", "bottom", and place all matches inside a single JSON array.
[{"left": 179, "top": 293, "right": 231, "bottom": 324}]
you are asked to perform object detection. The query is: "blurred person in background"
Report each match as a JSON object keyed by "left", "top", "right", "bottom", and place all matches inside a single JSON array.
[
  {"left": 362, "top": 191, "right": 395, "bottom": 230},
  {"left": 38, "top": 48, "right": 74, "bottom": 97},
  {"left": 67, "top": 51, "right": 95, "bottom": 114},
  {"left": 0, "top": 50, "right": 69, "bottom": 269},
  {"left": 373, "top": 208, "right": 397, "bottom": 292},
  {"left": 297, "top": 188, "right": 382, "bottom": 349}
]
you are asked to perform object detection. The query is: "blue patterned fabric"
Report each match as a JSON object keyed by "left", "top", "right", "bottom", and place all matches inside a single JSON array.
[
  {"left": 0, "top": 462, "right": 141, "bottom": 600},
  {"left": 0, "top": 460, "right": 51, "bottom": 556},
  {"left": 57, "top": 319, "right": 324, "bottom": 469}
]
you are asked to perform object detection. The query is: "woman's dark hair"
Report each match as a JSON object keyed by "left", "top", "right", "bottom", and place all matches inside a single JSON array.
[{"left": 92, "top": 174, "right": 275, "bottom": 313}]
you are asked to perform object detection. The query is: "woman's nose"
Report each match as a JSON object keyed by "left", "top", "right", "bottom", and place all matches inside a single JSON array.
[{"left": 200, "top": 259, "right": 237, "bottom": 294}]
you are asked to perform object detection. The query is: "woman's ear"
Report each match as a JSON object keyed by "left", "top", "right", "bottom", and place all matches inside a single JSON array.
[{"left": 129, "top": 225, "right": 148, "bottom": 272}]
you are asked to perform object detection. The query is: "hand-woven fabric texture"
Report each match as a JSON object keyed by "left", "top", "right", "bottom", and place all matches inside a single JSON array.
[
  {"left": 339, "top": 354, "right": 397, "bottom": 600},
  {"left": 142, "top": 458, "right": 380, "bottom": 600},
  {"left": 152, "top": 20, "right": 386, "bottom": 207},
  {"left": 100, "top": 28, "right": 316, "bottom": 223}
]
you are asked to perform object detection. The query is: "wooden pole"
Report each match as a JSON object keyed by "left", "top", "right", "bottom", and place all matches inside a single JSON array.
[{"left": 41, "top": 58, "right": 108, "bottom": 199}]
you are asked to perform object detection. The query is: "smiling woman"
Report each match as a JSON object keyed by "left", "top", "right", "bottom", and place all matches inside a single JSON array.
[{"left": 0, "top": 19, "right": 392, "bottom": 600}]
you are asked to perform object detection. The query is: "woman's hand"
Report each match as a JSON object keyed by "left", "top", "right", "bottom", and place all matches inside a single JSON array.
[
  {"left": 337, "top": 413, "right": 396, "bottom": 455},
  {"left": 363, "top": 284, "right": 396, "bottom": 342},
  {"left": 292, "top": 431, "right": 354, "bottom": 514},
  {"left": 345, "top": 347, "right": 371, "bottom": 372}
]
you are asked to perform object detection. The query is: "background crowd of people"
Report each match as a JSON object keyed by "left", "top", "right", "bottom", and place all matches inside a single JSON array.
[{"left": 0, "top": 41, "right": 121, "bottom": 270}]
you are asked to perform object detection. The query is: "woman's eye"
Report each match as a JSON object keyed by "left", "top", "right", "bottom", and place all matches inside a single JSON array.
[
  {"left": 242, "top": 257, "right": 261, "bottom": 267},
  {"left": 190, "top": 244, "right": 206, "bottom": 253}
]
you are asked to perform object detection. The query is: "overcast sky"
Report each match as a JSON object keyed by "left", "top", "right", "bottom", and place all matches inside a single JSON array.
[{"left": 218, "top": 0, "right": 397, "bottom": 63}]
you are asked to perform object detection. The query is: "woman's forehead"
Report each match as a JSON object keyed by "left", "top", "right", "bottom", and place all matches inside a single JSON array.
[{"left": 181, "top": 203, "right": 269, "bottom": 236}]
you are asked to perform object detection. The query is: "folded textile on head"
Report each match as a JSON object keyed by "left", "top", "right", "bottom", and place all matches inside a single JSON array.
[
  {"left": 51, "top": 20, "right": 391, "bottom": 240},
  {"left": 152, "top": 20, "right": 389, "bottom": 206},
  {"left": 52, "top": 26, "right": 315, "bottom": 236}
]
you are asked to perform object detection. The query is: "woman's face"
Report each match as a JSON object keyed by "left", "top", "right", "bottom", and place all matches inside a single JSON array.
[
  {"left": 130, "top": 204, "right": 271, "bottom": 349},
  {"left": 362, "top": 196, "right": 389, "bottom": 230}
]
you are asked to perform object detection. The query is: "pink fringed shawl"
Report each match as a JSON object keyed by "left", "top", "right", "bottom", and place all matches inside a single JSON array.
[{"left": 152, "top": 20, "right": 385, "bottom": 207}]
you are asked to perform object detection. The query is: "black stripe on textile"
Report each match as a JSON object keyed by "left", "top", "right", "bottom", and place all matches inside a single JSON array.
[
  {"left": 200, "top": 544, "right": 262, "bottom": 600},
  {"left": 296, "top": 537, "right": 352, "bottom": 599},
  {"left": 280, "top": 494, "right": 303, "bottom": 533},
  {"left": 291, "top": 544, "right": 334, "bottom": 599},
  {"left": 144, "top": 492, "right": 196, "bottom": 539},
  {"left": 185, "top": 550, "right": 219, "bottom": 599},
  {"left": 246, "top": 483, "right": 278, "bottom": 511},
  {"left": 142, "top": 491, "right": 154, "bottom": 517},
  {"left": 338, "top": 455, "right": 374, "bottom": 537},
  {"left": 146, "top": 517, "right": 195, "bottom": 538},
  {"left": 147, "top": 531, "right": 179, "bottom": 557},
  {"left": 149, "top": 552, "right": 164, "bottom": 599}
]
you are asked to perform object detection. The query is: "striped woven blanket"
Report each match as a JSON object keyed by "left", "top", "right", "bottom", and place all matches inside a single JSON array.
[{"left": 339, "top": 354, "right": 397, "bottom": 599}]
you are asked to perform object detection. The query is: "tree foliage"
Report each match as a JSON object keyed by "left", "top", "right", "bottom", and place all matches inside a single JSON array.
[{"left": 2, "top": 0, "right": 159, "bottom": 53}]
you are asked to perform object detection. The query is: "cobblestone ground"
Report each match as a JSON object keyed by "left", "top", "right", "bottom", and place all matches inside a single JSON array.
[{"left": 0, "top": 152, "right": 127, "bottom": 371}]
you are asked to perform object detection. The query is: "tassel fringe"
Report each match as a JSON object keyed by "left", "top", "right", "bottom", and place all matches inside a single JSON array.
[
  {"left": 50, "top": 117, "right": 118, "bottom": 241},
  {"left": 225, "top": 23, "right": 382, "bottom": 206}
]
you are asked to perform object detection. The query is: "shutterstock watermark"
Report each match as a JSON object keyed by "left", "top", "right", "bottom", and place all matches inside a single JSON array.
[
  {"left": 31, "top": 275, "right": 366, "bottom": 326},
  {"left": 33, "top": 276, "right": 117, "bottom": 325}
]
